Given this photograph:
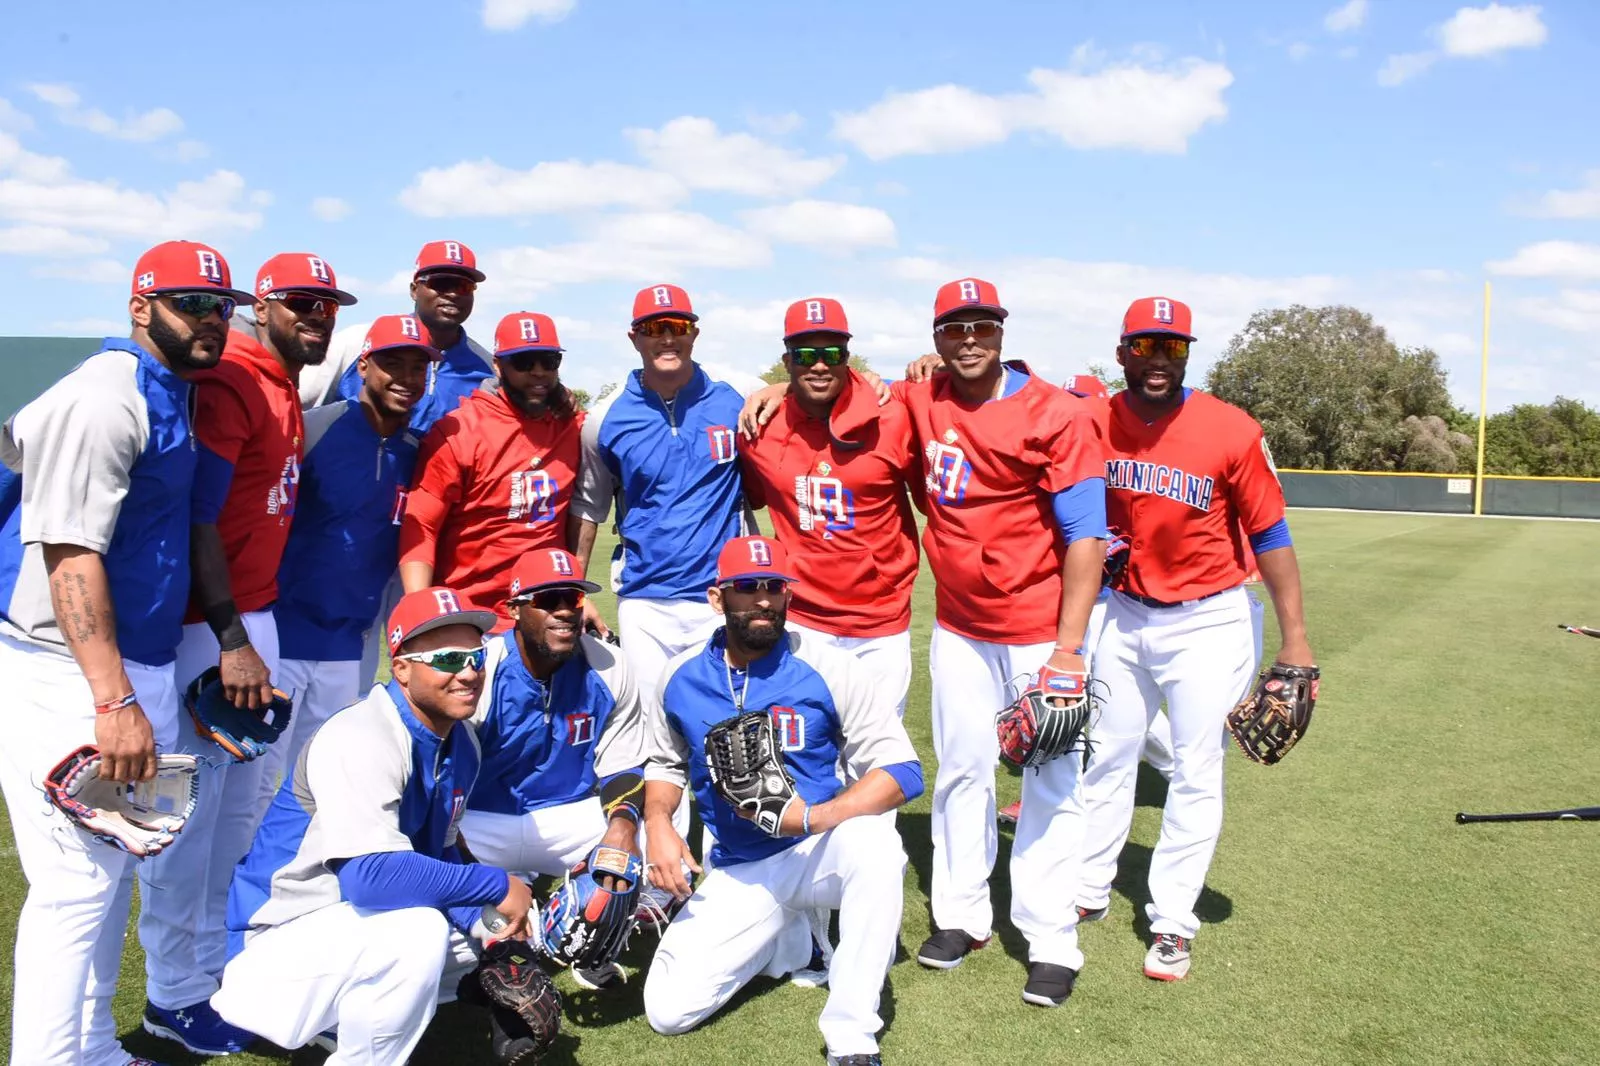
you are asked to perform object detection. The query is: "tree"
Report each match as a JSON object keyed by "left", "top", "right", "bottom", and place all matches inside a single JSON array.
[
  {"left": 761, "top": 353, "right": 874, "bottom": 385},
  {"left": 569, "top": 387, "right": 592, "bottom": 411},
  {"left": 1205, "top": 305, "right": 1466, "bottom": 471},
  {"left": 1482, "top": 398, "right": 1600, "bottom": 477},
  {"left": 595, "top": 382, "right": 618, "bottom": 403},
  {"left": 1085, "top": 362, "right": 1125, "bottom": 392}
]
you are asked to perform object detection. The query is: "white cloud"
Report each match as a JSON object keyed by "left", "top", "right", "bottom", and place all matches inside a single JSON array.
[
  {"left": 33, "top": 258, "right": 129, "bottom": 285},
  {"left": 1439, "top": 3, "right": 1547, "bottom": 57},
  {"left": 624, "top": 117, "right": 843, "bottom": 198},
  {"left": 1487, "top": 241, "right": 1600, "bottom": 280},
  {"left": 25, "top": 82, "right": 183, "bottom": 142},
  {"left": 833, "top": 48, "right": 1233, "bottom": 159},
  {"left": 745, "top": 111, "right": 804, "bottom": 137},
  {"left": 311, "top": 196, "right": 352, "bottom": 222},
  {"left": 0, "top": 98, "right": 32, "bottom": 133},
  {"left": 481, "top": 0, "right": 575, "bottom": 31},
  {"left": 1287, "top": 42, "right": 1312, "bottom": 61},
  {"left": 0, "top": 225, "right": 110, "bottom": 257},
  {"left": 48, "top": 316, "right": 128, "bottom": 334},
  {"left": 1523, "top": 170, "right": 1600, "bottom": 219},
  {"left": 173, "top": 140, "right": 209, "bottom": 162},
  {"left": 1377, "top": 51, "right": 1438, "bottom": 85},
  {"left": 399, "top": 158, "right": 685, "bottom": 216},
  {"left": 1324, "top": 0, "right": 1368, "bottom": 33},
  {"left": 740, "top": 200, "right": 897, "bottom": 250},
  {"left": 1515, "top": 289, "right": 1600, "bottom": 332}
]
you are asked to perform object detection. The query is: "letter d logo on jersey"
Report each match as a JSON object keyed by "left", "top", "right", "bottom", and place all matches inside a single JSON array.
[{"left": 707, "top": 426, "right": 737, "bottom": 465}]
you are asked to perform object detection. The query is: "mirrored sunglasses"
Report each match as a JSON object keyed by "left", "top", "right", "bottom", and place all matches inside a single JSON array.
[
  {"left": 510, "top": 587, "right": 585, "bottom": 612},
  {"left": 1124, "top": 336, "right": 1190, "bottom": 361},
  {"left": 788, "top": 345, "right": 848, "bottom": 368},
  {"left": 504, "top": 350, "right": 561, "bottom": 373},
  {"left": 266, "top": 291, "right": 339, "bottom": 318},
  {"left": 721, "top": 578, "right": 788, "bottom": 595},
  {"left": 418, "top": 273, "right": 477, "bottom": 295},
  {"left": 635, "top": 317, "right": 695, "bottom": 338},
  {"left": 935, "top": 319, "right": 1003, "bottom": 340},
  {"left": 163, "top": 292, "right": 236, "bottom": 321},
  {"left": 394, "top": 645, "right": 487, "bottom": 674}
]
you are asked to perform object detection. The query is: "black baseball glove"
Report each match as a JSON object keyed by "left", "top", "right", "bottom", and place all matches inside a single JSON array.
[
  {"left": 476, "top": 939, "right": 562, "bottom": 1066},
  {"left": 1227, "top": 663, "right": 1320, "bottom": 766},
  {"left": 704, "top": 710, "right": 800, "bottom": 837}
]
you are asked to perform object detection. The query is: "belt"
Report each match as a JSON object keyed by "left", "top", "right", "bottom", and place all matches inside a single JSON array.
[{"left": 1120, "top": 587, "right": 1233, "bottom": 610}]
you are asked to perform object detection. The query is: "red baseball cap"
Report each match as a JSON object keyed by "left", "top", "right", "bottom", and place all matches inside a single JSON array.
[
  {"left": 783, "top": 297, "right": 851, "bottom": 341},
  {"left": 631, "top": 283, "right": 698, "bottom": 326},
  {"left": 386, "top": 586, "right": 497, "bottom": 656},
  {"left": 255, "top": 252, "right": 358, "bottom": 306},
  {"left": 414, "top": 240, "right": 486, "bottom": 282},
  {"left": 131, "top": 241, "right": 253, "bottom": 302},
  {"left": 1064, "top": 374, "right": 1109, "bottom": 399},
  {"left": 360, "top": 315, "right": 441, "bottom": 361},
  {"left": 506, "top": 548, "right": 601, "bottom": 602},
  {"left": 494, "top": 312, "right": 564, "bottom": 357},
  {"left": 934, "top": 277, "right": 1008, "bottom": 325},
  {"left": 716, "top": 535, "right": 796, "bottom": 584},
  {"left": 1121, "top": 297, "right": 1196, "bottom": 342}
]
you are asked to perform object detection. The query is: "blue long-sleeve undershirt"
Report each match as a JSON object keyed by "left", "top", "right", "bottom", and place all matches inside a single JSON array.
[
  {"left": 1249, "top": 517, "right": 1293, "bottom": 554},
  {"left": 331, "top": 849, "right": 509, "bottom": 933},
  {"left": 191, "top": 444, "right": 235, "bottom": 524},
  {"left": 1052, "top": 478, "right": 1108, "bottom": 544}
]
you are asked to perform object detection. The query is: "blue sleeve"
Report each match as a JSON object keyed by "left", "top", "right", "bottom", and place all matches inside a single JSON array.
[
  {"left": 191, "top": 444, "right": 236, "bottom": 524},
  {"left": 332, "top": 850, "right": 508, "bottom": 922},
  {"left": 881, "top": 760, "right": 924, "bottom": 803},
  {"left": 336, "top": 359, "right": 362, "bottom": 402},
  {"left": 1248, "top": 517, "right": 1293, "bottom": 554},
  {"left": 1051, "top": 477, "right": 1107, "bottom": 544}
]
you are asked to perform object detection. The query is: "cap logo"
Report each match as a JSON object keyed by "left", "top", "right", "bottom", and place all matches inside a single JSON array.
[
  {"left": 306, "top": 256, "right": 331, "bottom": 283},
  {"left": 652, "top": 286, "right": 673, "bottom": 307},
  {"left": 400, "top": 316, "right": 421, "bottom": 340},
  {"left": 805, "top": 300, "right": 826, "bottom": 323},
  {"left": 519, "top": 318, "right": 540, "bottom": 342},
  {"left": 258, "top": 275, "right": 273, "bottom": 294},
  {"left": 748, "top": 539, "right": 773, "bottom": 566},
  {"left": 432, "top": 588, "right": 462, "bottom": 615},
  {"left": 390, "top": 624, "right": 403, "bottom": 647},
  {"left": 136, "top": 271, "right": 155, "bottom": 291},
  {"left": 444, "top": 241, "right": 463, "bottom": 264},
  {"left": 549, "top": 550, "right": 574, "bottom": 576},
  {"left": 959, "top": 279, "right": 980, "bottom": 302},
  {"left": 360, "top": 337, "right": 373, "bottom": 355},
  {"left": 1152, "top": 299, "right": 1174, "bottom": 323},
  {"left": 194, "top": 249, "right": 222, "bottom": 284}
]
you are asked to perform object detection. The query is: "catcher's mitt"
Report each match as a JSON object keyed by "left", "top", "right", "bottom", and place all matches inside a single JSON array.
[
  {"left": 996, "top": 669, "right": 1093, "bottom": 770},
  {"left": 1227, "top": 663, "right": 1320, "bottom": 766},
  {"left": 477, "top": 939, "right": 562, "bottom": 1066},
  {"left": 186, "top": 666, "right": 293, "bottom": 762},
  {"left": 537, "top": 844, "right": 643, "bottom": 970},
  {"left": 44, "top": 745, "right": 199, "bottom": 857},
  {"left": 1102, "top": 529, "right": 1131, "bottom": 589},
  {"left": 704, "top": 710, "right": 800, "bottom": 837}
]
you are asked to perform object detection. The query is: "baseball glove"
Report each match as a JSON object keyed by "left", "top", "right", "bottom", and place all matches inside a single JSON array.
[
  {"left": 1227, "top": 663, "right": 1320, "bottom": 766},
  {"left": 186, "top": 666, "right": 293, "bottom": 762},
  {"left": 44, "top": 745, "right": 199, "bottom": 857},
  {"left": 537, "top": 844, "right": 643, "bottom": 970},
  {"left": 476, "top": 939, "right": 562, "bottom": 1066},
  {"left": 1103, "top": 529, "right": 1131, "bottom": 588},
  {"left": 704, "top": 710, "right": 800, "bottom": 837},
  {"left": 996, "top": 669, "right": 1093, "bottom": 770}
]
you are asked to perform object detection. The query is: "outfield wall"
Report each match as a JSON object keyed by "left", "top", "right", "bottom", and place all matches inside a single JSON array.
[{"left": 1279, "top": 470, "right": 1600, "bottom": 520}]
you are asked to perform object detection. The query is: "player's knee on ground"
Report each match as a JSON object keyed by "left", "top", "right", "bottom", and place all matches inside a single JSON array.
[{"left": 642, "top": 959, "right": 712, "bottom": 1036}]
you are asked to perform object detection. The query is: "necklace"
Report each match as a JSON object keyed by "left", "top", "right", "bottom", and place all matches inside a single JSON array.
[{"left": 724, "top": 657, "right": 749, "bottom": 713}]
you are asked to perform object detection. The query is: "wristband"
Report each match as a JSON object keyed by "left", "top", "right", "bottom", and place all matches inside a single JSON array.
[
  {"left": 1054, "top": 644, "right": 1086, "bottom": 656},
  {"left": 801, "top": 804, "right": 812, "bottom": 836},
  {"left": 94, "top": 693, "right": 138, "bottom": 715},
  {"left": 203, "top": 599, "right": 250, "bottom": 652}
]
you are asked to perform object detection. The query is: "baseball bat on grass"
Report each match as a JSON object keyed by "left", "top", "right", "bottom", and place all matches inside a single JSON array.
[
  {"left": 1455, "top": 806, "right": 1600, "bottom": 824},
  {"left": 1556, "top": 624, "right": 1600, "bottom": 638}
]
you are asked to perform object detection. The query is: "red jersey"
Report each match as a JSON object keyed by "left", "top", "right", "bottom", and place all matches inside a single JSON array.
[
  {"left": 740, "top": 372, "right": 920, "bottom": 637},
  {"left": 185, "top": 332, "right": 304, "bottom": 621},
  {"left": 400, "top": 386, "right": 582, "bottom": 628},
  {"left": 896, "top": 365, "right": 1105, "bottom": 645},
  {"left": 1102, "top": 389, "right": 1285, "bottom": 603}
]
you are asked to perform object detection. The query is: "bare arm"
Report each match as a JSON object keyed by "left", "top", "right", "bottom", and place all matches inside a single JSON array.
[
  {"left": 43, "top": 544, "right": 153, "bottom": 783},
  {"left": 1255, "top": 546, "right": 1313, "bottom": 665},
  {"left": 775, "top": 768, "right": 905, "bottom": 836},
  {"left": 191, "top": 522, "right": 273, "bottom": 710},
  {"left": 1043, "top": 536, "right": 1104, "bottom": 675},
  {"left": 570, "top": 514, "right": 598, "bottom": 574},
  {"left": 642, "top": 779, "right": 700, "bottom": 899}
]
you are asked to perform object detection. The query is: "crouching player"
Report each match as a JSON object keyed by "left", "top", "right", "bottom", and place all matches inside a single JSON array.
[
  {"left": 641, "top": 535, "right": 922, "bottom": 1066},
  {"left": 214, "top": 588, "right": 536, "bottom": 1062}
]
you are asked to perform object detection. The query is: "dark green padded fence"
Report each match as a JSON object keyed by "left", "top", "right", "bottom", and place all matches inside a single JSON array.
[
  {"left": 0, "top": 337, "right": 103, "bottom": 419},
  {"left": 1281, "top": 470, "right": 1600, "bottom": 520},
  {"left": 1483, "top": 477, "right": 1600, "bottom": 520}
]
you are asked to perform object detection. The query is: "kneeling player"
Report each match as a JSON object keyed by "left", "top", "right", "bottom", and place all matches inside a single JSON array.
[
  {"left": 641, "top": 535, "right": 922, "bottom": 1066},
  {"left": 214, "top": 589, "right": 541, "bottom": 1061}
]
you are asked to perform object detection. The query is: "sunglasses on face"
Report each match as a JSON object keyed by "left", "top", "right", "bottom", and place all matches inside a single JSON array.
[
  {"left": 510, "top": 587, "right": 585, "bottom": 612},
  {"left": 266, "top": 291, "right": 339, "bottom": 318},
  {"left": 1124, "top": 336, "right": 1191, "bottom": 361},
  {"left": 504, "top": 350, "right": 561, "bottom": 373},
  {"left": 635, "top": 317, "right": 695, "bottom": 339},
  {"left": 787, "top": 345, "right": 848, "bottom": 368},
  {"left": 418, "top": 273, "right": 477, "bottom": 296},
  {"left": 395, "top": 645, "right": 487, "bottom": 674},
  {"left": 163, "top": 292, "right": 236, "bottom": 321},
  {"left": 721, "top": 578, "right": 788, "bottom": 595},
  {"left": 935, "top": 319, "right": 1003, "bottom": 340}
]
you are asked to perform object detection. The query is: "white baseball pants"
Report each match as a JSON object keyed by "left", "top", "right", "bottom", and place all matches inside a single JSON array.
[
  {"left": 0, "top": 632, "right": 179, "bottom": 1066},
  {"left": 1078, "top": 588, "right": 1263, "bottom": 938},
  {"left": 139, "top": 609, "right": 282, "bottom": 1008},
  {"left": 460, "top": 797, "right": 606, "bottom": 879},
  {"left": 643, "top": 815, "right": 906, "bottom": 1057},
  {"left": 274, "top": 657, "right": 362, "bottom": 781},
  {"left": 616, "top": 596, "right": 720, "bottom": 706},
  {"left": 785, "top": 623, "right": 912, "bottom": 719}
]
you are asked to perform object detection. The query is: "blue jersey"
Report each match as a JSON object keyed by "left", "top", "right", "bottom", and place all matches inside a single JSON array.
[
  {"left": 275, "top": 400, "right": 419, "bottom": 662},
  {"left": 467, "top": 631, "right": 646, "bottom": 816},
  {"left": 337, "top": 331, "right": 490, "bottom": 436},
  {"left": 573, "top": 367, "right": 749, "bottom": 600},
  {"left": 226, "top": 678, "right": 481, "bottom": 957},
  {"left": 652, "top": 627, "right": 920, "bottom": 867},
  {"left": 0, "top": 339, "right": 196, "bottom": 666}
]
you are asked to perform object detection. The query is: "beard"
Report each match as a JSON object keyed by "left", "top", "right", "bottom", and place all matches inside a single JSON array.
[
  {"left": 517, "top": 617, "right": 579, "bottom": 665},
  {"left": 268, "top": 315, "right": 329, "bottom": 367},
  {"left": 726, "top": 605, "right": 786, "bottom": 654},
  {"left": 147, "top": 307, "right": 223, "bottom": 372}
]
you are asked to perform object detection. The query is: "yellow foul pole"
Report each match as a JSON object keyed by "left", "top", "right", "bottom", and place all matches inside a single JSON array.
[{"left": 1473, "top": 281, "right": 1491, "bottom": 516}]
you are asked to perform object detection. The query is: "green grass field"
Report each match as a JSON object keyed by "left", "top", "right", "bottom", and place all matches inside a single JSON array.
[{"left": 3, "top": 510, "right": 1598, "bottom": 1065}]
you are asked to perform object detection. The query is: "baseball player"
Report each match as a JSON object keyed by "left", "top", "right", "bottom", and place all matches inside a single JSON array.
[
  {"left": 1077, "top": 297, "right": 1314, "bottom": 981},
  {"left": 138, "top": 252, "right": 353, "bottom": 1054},
  {"left": 892, "top": 278, "right": 1106, "bottom": 1008},
  {"left": 459, "top": 547, "right": 646, "bottom": 986},
  {"left": 273, "top": 315, "right": 436, "bottom": 775},
  {"left": 641, "top": 535, "right": 922, "bottom": 1066},
  {"left": 0, "top": 241, "right": 247, "bottom": 1066},
  {"left": 400, "top": 312, "right": 584, "bottom": 630},
  {"left": 213, "top": 587, "right": 529, "bottom": 1062},
  {"left": 736, "top": 298, "right": 920, "bottom": 717}
]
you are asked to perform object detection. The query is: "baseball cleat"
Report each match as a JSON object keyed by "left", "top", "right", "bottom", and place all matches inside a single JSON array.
[
  {"left": 790, "top": 935, "right": 831, "bottom": 989},
  {"left": 997, "top": 800, "right": 1021, "bottom": 826},
  {"left": 1076, "top": 904, "right": 1108, "bottom": 923},
  {"left": 127, "top": 1059, "right": 171, "bottom": 1066},
  {"left": 915, "top": 928, "right": 989, "bottom": 969},
  {"left": 142, "top": 1001, "right": 255, "bottom": 1056},
  {"left": 1021, "top": 962, "right": 1079, "bottom": 1007},
  {"left": 573, "top": 961, "right": 626, "bottom": 990},
  {"left": 1143, "top": 933, "right": 1192, "bottom": 981},
  {"left": 826, "top": 1054, "right": 883, "bottom": 1065},
  {"left": 309, "top": 1028, "right": 337, "bottom": 1051}
]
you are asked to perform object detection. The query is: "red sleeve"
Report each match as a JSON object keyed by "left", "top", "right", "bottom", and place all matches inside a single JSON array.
[
  {"left": 398, "top": 422, "right": 466, "bottom": 567},
  {"left": 738, "top": 451, "right": 769, "bottom": 511},
  {"left": 192, "top": 370, "right": 255, "bottom": 464},
  {"left": 1229, "top": 425, "right": 1287, "bottom": 534},
  {"left": 1031, "top": 400, "right": 1106, "bottom": 494}
]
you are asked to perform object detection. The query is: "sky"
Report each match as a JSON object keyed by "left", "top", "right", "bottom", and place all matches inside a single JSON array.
[{"left": 2, "top": 0, "right": 1598, "bottom": 410}]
